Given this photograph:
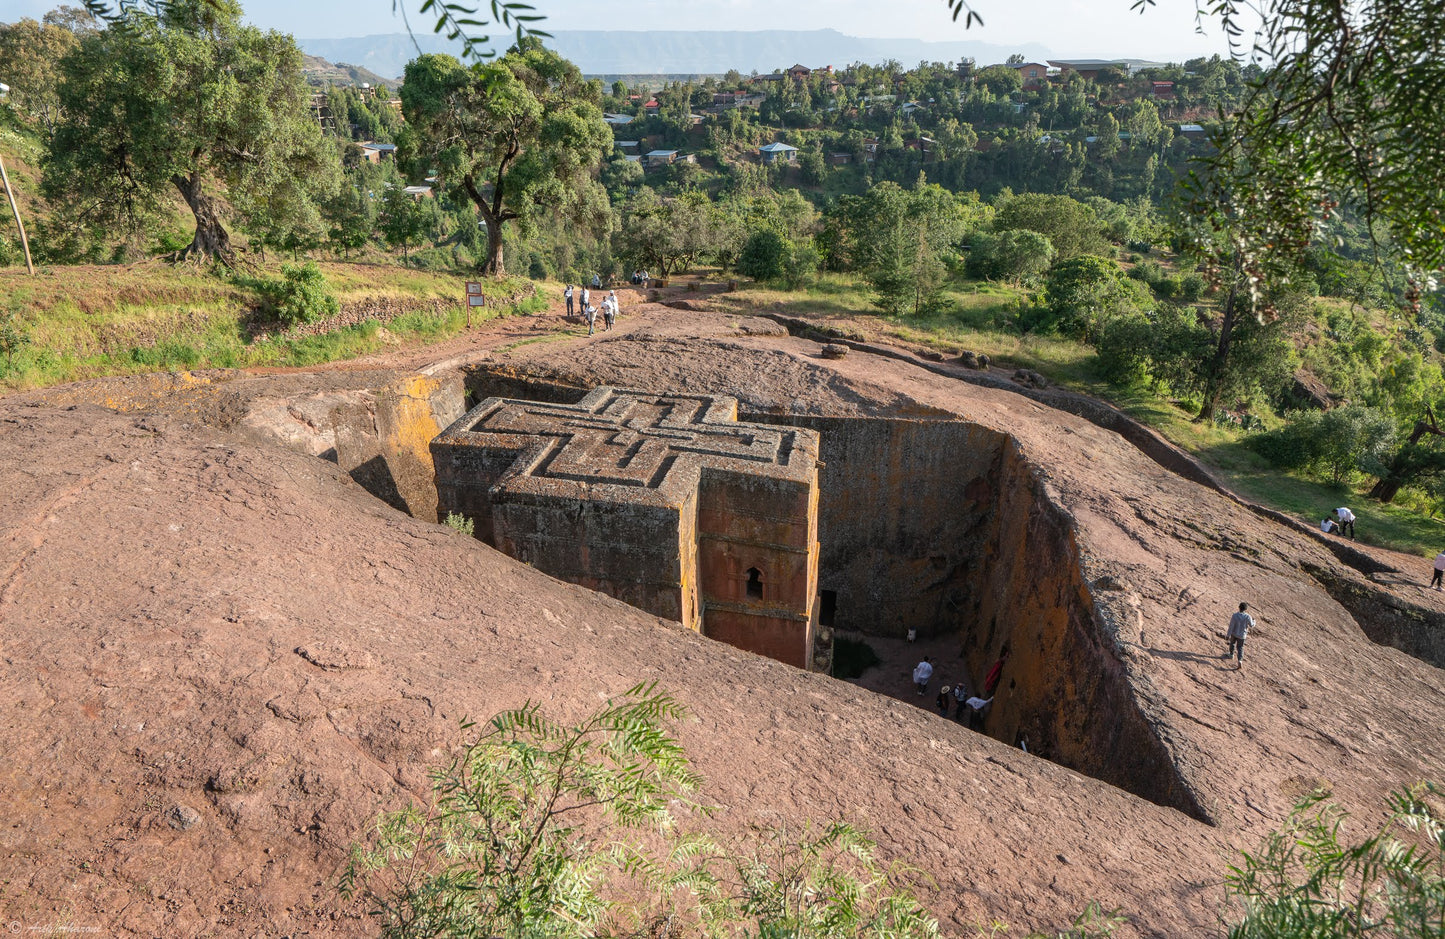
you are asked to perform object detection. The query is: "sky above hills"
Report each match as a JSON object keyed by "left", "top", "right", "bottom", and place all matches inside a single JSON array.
[{"left": 7, "top": 0, "right": 1249, "bottom": 61}]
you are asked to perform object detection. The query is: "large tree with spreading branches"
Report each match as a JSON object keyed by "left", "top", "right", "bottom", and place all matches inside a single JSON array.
[
  {"left": 45, "top": 0, "right": 336, "bottom": 265},
  {"left": 399, "top": 39, "right": 611, "bottom": 277}
]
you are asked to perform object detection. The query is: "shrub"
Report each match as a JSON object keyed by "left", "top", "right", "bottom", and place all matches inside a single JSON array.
[
  {"left": 443, "top": 512, "right": 475, "bottom": 536},
  {"left": 1178, "top": 273, "right": 1207, "bottom": 302},
  {"left": 1226, "top": 784, "right": 1444, "bottom": 938},
  {"left": 268, "top": 262, "right": 339, "bottom": 326},
  {"left": 341, "top": 685, "right": 941, "bottom": 939},
  {"left": 832, "top": 636, "right": 881, "bottom": 679},
  {"left": 738, "top": 229, "right": 790, "bottom": 281},
  {"left": 1250, "top": 406, "right": 1396, "bottom": 484}
]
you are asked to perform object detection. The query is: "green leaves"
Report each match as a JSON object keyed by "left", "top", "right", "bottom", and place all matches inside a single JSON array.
[
  {"left": 344, "top": 684, "right": 941, "bottom": 939},
  {"left": 1226, "top": 783, "right": 1445, "bottom": 938},
  {"left": 399, "top": 44, "right": 609, "bottom": 274},
  {"left": 43, "top": 2, "right": 336, "bottom": 264}
]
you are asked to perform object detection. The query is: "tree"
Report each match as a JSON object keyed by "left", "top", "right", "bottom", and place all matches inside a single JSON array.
[
  {"left": 831, "top": 181, "right": 974, "bottom": 317},
  {"left": 613, "top": 189, "right": 729, "bottom": 281},
  {"left": 399, "top": 40, "right": 611, "bottom": 277},
  {"left": 968, "top": 229, "right": 1054, "bottom": 283},
  {"left": 0, "top": 17, "right": 82, "bottom": 134},
  {"left": 993, "top": 193, "right": 1110, "bottom": 260},
  {"left": 1038, "top": 255, "right": 1140, "bottom": 342},
  {"left": 377, "top": 186, "right": 427, "bottom": 264},
  {"left": 43, "top": 0, "right": 336, "bottom": 265}
]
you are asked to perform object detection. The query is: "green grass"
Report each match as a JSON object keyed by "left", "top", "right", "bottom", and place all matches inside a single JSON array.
[
  {"left": 740, "top": 272, "right": 1445, "bottom": 558},
  {"left": 0, "top": 261, "right": 538, "bottom": 392}
]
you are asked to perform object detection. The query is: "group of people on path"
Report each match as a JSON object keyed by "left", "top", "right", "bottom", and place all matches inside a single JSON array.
[
  {"left": 562, "top": 284, "right": 621, "bottom": 337},
  {"left": 912, "top": 650, "right": 1007, "bottom": 732}
]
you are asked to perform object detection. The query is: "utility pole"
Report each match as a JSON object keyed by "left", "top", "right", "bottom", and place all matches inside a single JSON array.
[
  {"left": 0, "top": 154, "right": 35, "bottom": 276},
  {"left": 0, "top": 83, "right": 35, "bottom": 275}
]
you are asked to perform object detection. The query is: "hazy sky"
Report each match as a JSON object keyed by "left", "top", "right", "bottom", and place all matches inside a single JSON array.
[{"left": 9, "top": 0, "right": 1249, "bottom": 60}]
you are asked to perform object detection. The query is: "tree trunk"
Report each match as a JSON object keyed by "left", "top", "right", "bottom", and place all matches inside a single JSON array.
[
  {"left": 482, "top": 220, "right": 505, "bottom": 277},
  {"left": 1195, "top": 261, "right": 1243, "bottom": 422},
  {"left": 172, "top": 173, "right": 234, "bottom": 266},
  {"left": 1368, "top": 419, "right": 1443, "bottom": 503}
]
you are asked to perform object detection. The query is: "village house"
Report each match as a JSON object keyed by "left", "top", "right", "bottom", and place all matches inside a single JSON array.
[
  {"left": 603, "top": 113, "right": 634, "bottom": 126},
  {"left": 1012, "top": 62, "right": 1051, "bottom": 89},
  {"left": 758, "top": 142, "right": 799, "bottom": 164},
  {"left": 357, "top": 141, "right": 396, "bottom": 164},
  {"left": 402, "top": 185, "right": 433, "bottom": 200},
  {"left": 644, "top": 149, "right": 679, "bottom": 168}
]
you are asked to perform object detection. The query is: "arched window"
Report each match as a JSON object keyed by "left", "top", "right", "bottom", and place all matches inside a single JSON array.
[{"left": 745, "top": 567, "right": 763, "bottom": 599}]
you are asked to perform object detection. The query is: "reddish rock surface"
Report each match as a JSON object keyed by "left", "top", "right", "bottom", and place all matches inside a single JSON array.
[{"left": 2, "top": 295, "right": 1442, "bottom": 936}]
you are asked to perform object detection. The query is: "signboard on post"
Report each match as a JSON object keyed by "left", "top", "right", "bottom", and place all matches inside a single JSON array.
[{"left": 464, "top": 281, "right": 483, "bottom": 328}]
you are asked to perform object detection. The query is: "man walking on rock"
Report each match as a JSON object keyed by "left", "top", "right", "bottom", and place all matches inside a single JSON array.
[
  {"left": 1224, "top": 602, "right": 1253, "bottom": 668},
  {"left": 1432, "top": 551, "right": 1445, "bottom": 590}
]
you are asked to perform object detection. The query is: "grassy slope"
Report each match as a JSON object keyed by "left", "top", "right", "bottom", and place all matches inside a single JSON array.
[
  {"left": 718, "top": 274, "right": 1445, "bottom": 559},
  {"left": 0, "top": 261, "right": 541, "bottom": 391}
]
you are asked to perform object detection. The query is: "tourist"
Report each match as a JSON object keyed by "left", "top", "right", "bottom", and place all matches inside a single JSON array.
[
  {"left": 580, "top": 286, "right": 590, "bottom": 313},
  {"left": 564, "top": 283, "right": 574, "bottom": 316},
  {"left": 952, "top": 683, "right": 968, "bottom": 722},
  {"left": 1320, "top": 517, "right": 1337, "bottom": 534},
  {"left": 604, "top": 291, "right": 618, "bottom": 330},
  {"left": 963, "top": 694, "right": 992, "bottom": 732},
  {"left": 1223, "top": 602, "right": 1253, "bottom": 668},
  {"left": 584, "top": 303, "right": 597, "bottom": 337},
  {"left": 912, "top": 656, "right": 933, "bottom": 695},
  {"left": 1432, "top": 551, "right": 1445, "bottom": 590},
  {"left": 936, "top": 685, "right": 952, "bottom": 717},
  {"left": 983, "top": 646, "right": 1010, "bottom": 696},
  {"left": 1335, "top": 506, "right": 1356, "bottom": 539}
]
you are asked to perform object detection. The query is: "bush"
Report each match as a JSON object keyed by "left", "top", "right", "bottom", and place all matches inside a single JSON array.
[
  {"left": 832, "top": 636, "right": 881, "bottom": 679},
  {"left": 443, "top": 512, "right": 475, "bottom": 536},
  {"left": 341, "top": 685, "right": 941, "bottom": 939},
  {"left": 1227, "top": 783, "right": 1444, "bottom": 938},
  {"left": 1250, "top": 406, "right": 1397, "bottom": 484},
  {"left": 738, "top": 229, "right": 790, "bottom": 281},
  {"left": 267, "top": 262, "right": 339, "bottom": 326},
  {"left": 1178, "top": 273, "right": 1207, "bottom": 302}
]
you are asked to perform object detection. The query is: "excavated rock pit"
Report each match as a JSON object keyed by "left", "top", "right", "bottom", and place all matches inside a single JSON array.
[
  {"left": 8, "top": 305, "right": 1444, "bottom": 936},
  {"left": 435, "top": 368, "right": 1212, "bottom": 821}
]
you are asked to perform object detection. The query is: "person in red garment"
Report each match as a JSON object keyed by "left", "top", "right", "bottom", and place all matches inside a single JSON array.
[{"left": 983, "top": 646, "right": 1010, "bottom": 697}]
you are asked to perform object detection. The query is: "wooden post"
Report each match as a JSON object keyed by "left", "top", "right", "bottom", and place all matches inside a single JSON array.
[{"left": 0, "top": 154, "right": 34, "bottom": 275}]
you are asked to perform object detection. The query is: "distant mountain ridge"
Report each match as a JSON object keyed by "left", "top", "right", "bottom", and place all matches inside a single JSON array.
[{"left": 297, "top": 28, "right": 1058, "bottom": 82}]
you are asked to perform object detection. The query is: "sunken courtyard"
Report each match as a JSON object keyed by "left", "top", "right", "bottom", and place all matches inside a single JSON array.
[{"left": 2, "top": 308, "right": 1443, "bottom": 935}]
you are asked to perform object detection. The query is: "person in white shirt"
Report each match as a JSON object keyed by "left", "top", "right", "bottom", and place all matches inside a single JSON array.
[
  {"left": 563, "top": 284, "right": 574, "bottom": 316},
  {"left": 1335, "top": 506, "right": 1356, "bottom": 538},
  {"left": 912, "top": 657, "right": 933, "bottom": 695},
  {"left": 963, "top": 695, "right": 993, "bottom": 731},
  {"left": 1432, "top": 552, "right": 1445, "bottom": 590}
]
